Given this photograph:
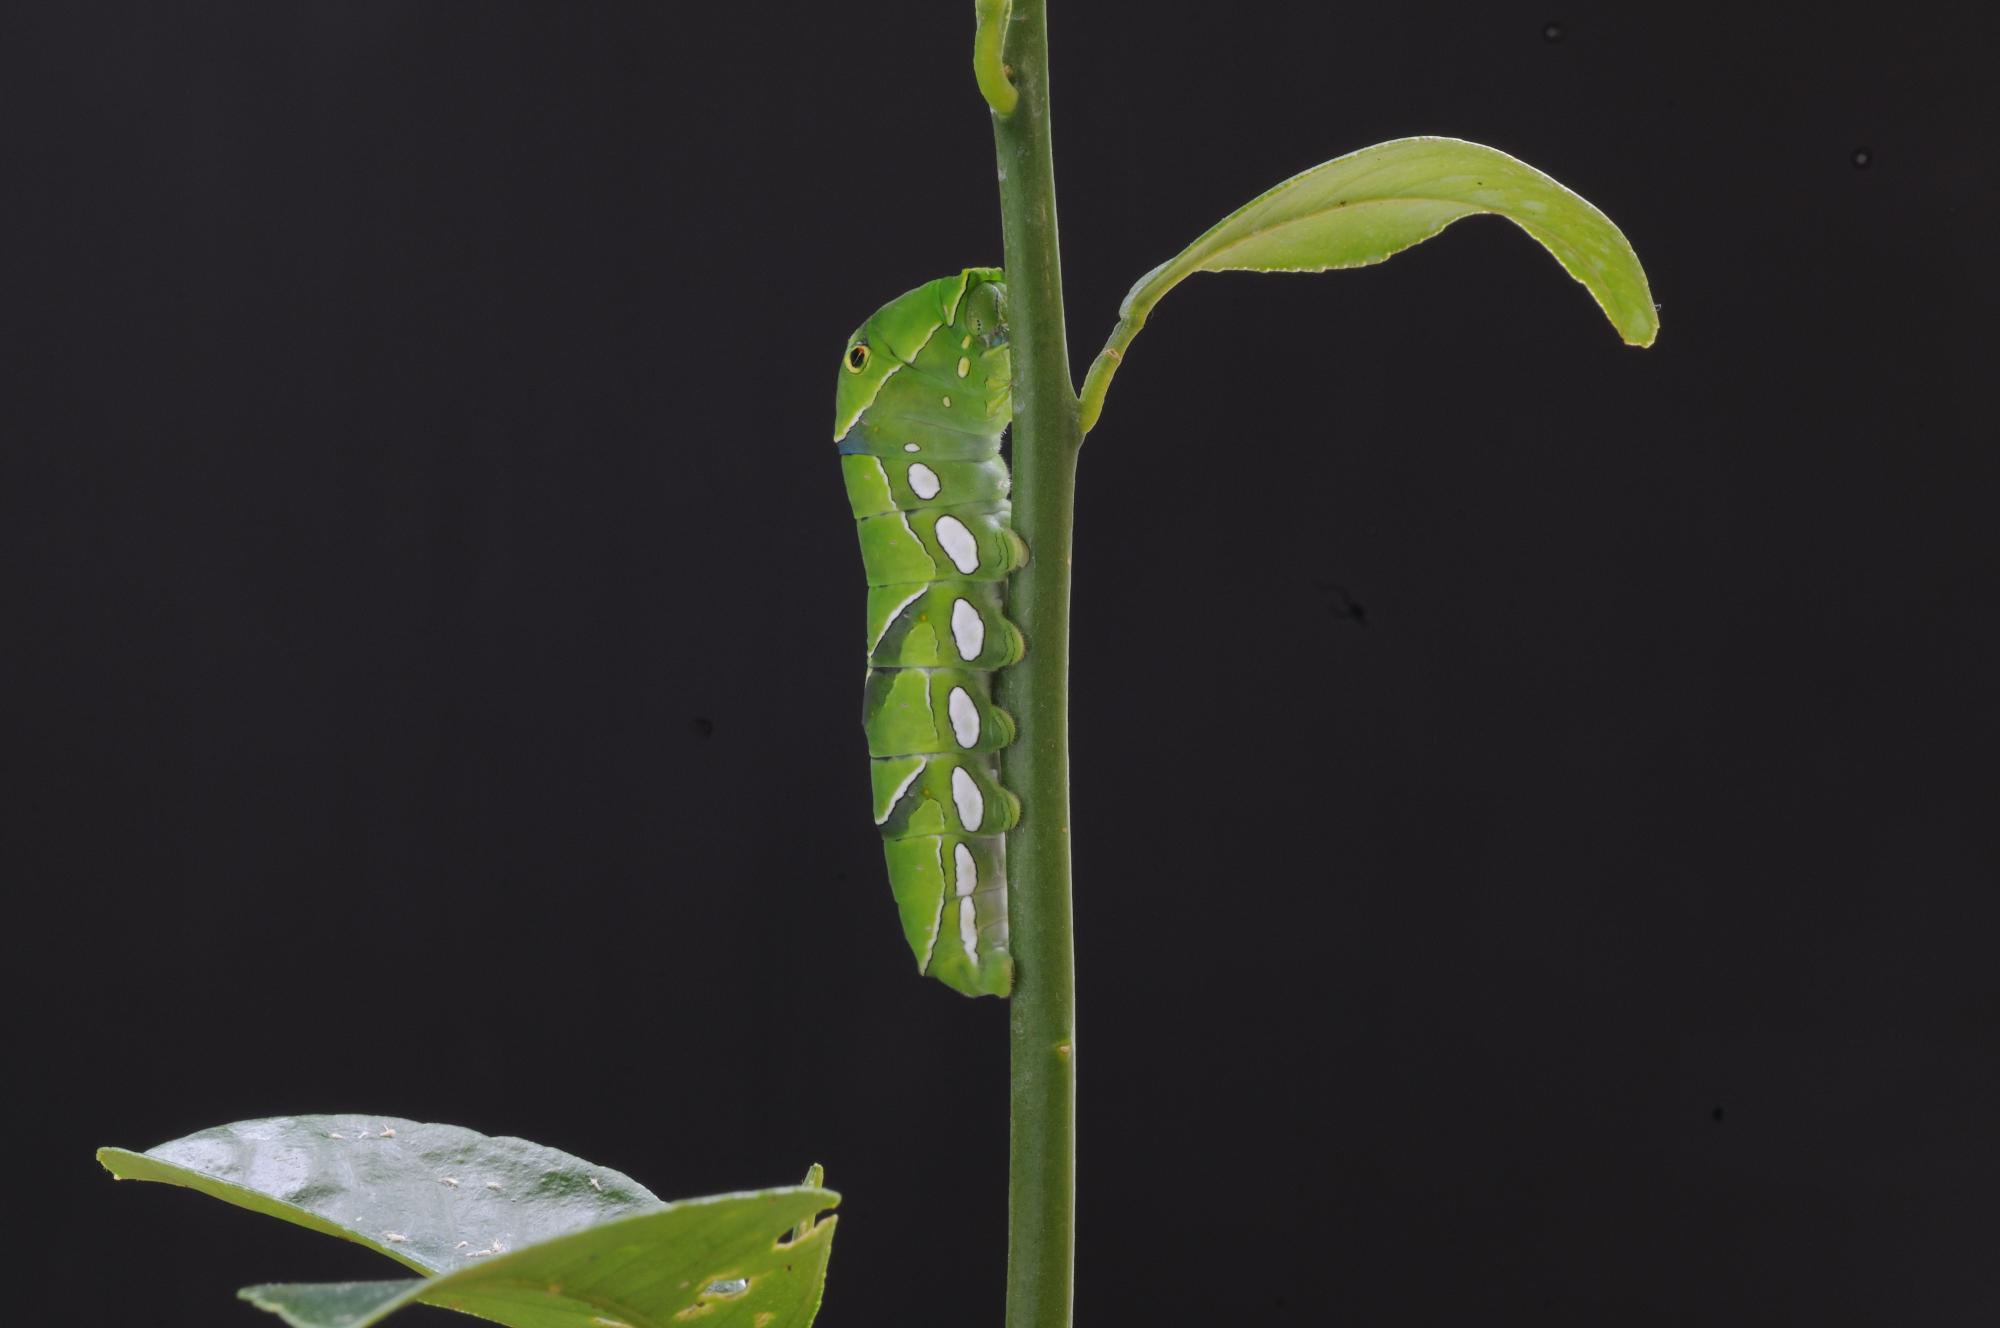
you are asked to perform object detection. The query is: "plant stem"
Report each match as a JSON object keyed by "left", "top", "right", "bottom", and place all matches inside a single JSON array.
[{"left": 988, "top": 1, "right": 1080, "bottom": 1325}]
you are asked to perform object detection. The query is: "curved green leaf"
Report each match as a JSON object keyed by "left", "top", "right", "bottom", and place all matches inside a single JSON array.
[
  {"left": 973, "top": 0, "right": 1017, "bottom": 115},
  {"left": 237, "top": 1191, "right": 837, "bottom": 1328},
  {"left": 99, "top": 1114, "right": 665, "bottom": 1274},
  {"left": 1078, "top": 135, "right": 1657, "bottom": 432},
  {"left": 100, "top": 1115, "right": 839, "bottom": 1328}
]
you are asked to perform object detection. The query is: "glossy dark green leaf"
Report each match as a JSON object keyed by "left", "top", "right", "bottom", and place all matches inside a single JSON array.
[
  {"left": 99, "top": 1114, "right": 663, "bottom": 1273},
  {"left": 100, "top": 1116, "right": 838, "bottom": 1328}
]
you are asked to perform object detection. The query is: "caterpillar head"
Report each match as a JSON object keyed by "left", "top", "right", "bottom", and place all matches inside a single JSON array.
[
  {"left": 953, "top": 276, "right": 1006, "bottom": 351},
  {"left": 834, "top": 268, "right": 1008, "bottom": 443}
]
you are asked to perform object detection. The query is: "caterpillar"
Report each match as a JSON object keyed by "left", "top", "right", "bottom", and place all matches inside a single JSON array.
[{"left": 833, "top": 268, "right": 1022, "bottom": 998}]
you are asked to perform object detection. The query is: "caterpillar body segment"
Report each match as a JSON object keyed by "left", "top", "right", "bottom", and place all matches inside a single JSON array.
[
  {"left": 863, "top": 582, "right": 1022, "bottom": 672},
  {"left": 835, "top": 268, "right": 1019, "bottom": 998}
]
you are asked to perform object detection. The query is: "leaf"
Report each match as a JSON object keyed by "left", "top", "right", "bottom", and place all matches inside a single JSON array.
[
  {"left": 1077, "top": 135, "right": 1657, "bottom": 432},
  {"left": 98, "top": 1114, "right": 666, "bottom": 1274},
  {"left": 236, "top": 1192, "right": 837, "bottom": 1328},
  {"left": 973, "top": 0, "right": 1017, "bottom": 115},
  {"left": 238, "top": 1282, "right": 413, "bottom": 1328},
  {"left": 100, "top": 1115, "right": 839, "bottom": 1328}
]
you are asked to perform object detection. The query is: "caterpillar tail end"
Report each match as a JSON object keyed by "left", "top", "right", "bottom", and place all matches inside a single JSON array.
[
  {"left": 930, "top": 947, "right": 1014, "bottom": 999},
  {"left": 883, "top": 832, "right": 1013, "bottom": 999}
]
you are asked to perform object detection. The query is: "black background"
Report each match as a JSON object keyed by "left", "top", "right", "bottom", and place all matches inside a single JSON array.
[{"left": 6, "top": 3, "right": 1997, "bottom": 1325}]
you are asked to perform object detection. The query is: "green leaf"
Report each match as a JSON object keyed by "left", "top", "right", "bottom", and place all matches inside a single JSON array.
[
  {"left": 236, "top": 1192, "right": 837, "bottom": 1328},
  {"left": 98, "top": 1114, "right": 666, "bottom": 1274},
  {"left": 99, "top": 1115, "right": 839, "bottom": 1328},
  {"left": 1078, "top": 135, "right": 1658, "bottom": 432},
  {"left": 237, "top": 1282, "right": 414, "bottom": 1328},
  {"left": 973, "top": 0, "right": 1018, "bottom": 115}
]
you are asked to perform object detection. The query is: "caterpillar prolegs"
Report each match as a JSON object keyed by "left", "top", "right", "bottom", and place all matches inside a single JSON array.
[{"left": 833, "top": 268, "right": 1023, "bottom": 998}]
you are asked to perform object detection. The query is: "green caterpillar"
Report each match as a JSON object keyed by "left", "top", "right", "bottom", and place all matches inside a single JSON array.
[{"left": 834, "top": 268, "right": 1022, "bottom": 998}]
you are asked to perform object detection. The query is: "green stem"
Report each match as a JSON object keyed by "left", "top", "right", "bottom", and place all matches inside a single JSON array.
[{"left": 987, "top": 1, "right": 1080, "bottom": 1326}]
